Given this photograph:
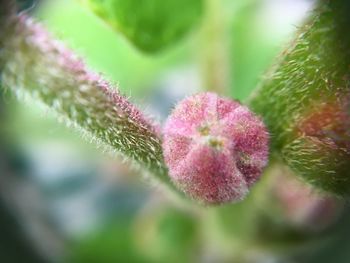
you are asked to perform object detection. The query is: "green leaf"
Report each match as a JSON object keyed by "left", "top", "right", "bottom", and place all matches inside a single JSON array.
[{"left": 78, "top": 0, "right": 204, "bottom": 53}]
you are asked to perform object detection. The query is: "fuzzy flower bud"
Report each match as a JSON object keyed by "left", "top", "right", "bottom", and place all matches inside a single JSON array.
[{"left": 162, "top": 92, "right": 269, "bottom": 205}]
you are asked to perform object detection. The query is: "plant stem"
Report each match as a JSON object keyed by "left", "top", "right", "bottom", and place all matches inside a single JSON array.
[
  {"left": 198, "top": 0, "right": 231, "bottom": 95},
  {"left": 248, "top": 0, "right": 350, "bottom": 195},
  {"left": 0, "top": 10, "right": 183, "bottom": 196}
]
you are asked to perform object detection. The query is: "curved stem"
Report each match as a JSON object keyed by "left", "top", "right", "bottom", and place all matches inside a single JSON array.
[{"left": 0, "top": 9, "right": 183, "bottom": 196}]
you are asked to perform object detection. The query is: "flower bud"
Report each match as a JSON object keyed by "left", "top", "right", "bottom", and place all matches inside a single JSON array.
[{"left": 162, "top": 92, "right": 269, "bottom": 205}]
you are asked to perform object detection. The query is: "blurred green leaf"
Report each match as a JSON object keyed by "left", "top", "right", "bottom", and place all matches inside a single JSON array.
[
  {"left": 134, "top": 207, "right": 199, "bottom": 263},
  {"left": 78, "top": 0, "right": 204, "bottom": 53},
  {"left": 229, "top": 0, "right": 284, "bottom": 101},
  {"left": 36, "top": 0, "right": 192, "bottom": 96},
  {"left": 67, "top": 220, "right": 150, "bottom": 263}
]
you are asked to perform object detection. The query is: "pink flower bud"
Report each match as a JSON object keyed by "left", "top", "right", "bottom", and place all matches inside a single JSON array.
[{"left": 162, "top": 92, "right": 269, "bottom": 205}]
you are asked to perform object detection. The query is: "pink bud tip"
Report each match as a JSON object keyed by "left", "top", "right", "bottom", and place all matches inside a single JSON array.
[{"left": 162, "top": 92, "right": 269, "bottom": 205}]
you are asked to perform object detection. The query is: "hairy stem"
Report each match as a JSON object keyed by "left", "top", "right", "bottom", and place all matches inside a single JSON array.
[
  {"left": 0, "top": 8, "right": 180, "bottom": 193},
  {"left": 248, "top": 0, "right": 350, "bottom": 195}
]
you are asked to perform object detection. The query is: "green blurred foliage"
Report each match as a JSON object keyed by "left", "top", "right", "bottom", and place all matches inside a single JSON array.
[
  {"left": 35, "top": 0, "right": 194, "bottom": 97},
  {"left": 211, "top": 184, "right": 309, "bottom": 254},
  {"left": 78, "top": 0, "right": 204, "bottom": 53},
  {"left": 134, "top": 207, "right": 199, "bottom": 263},
  {"left": 67, "top": 207, "right": 199, "bottom": 263},
  {"left": 35, "top": 0, "right": 288, "bottom": 102},
  {"left": 229, "top": 0, "right": 287, "bottom": 101},
  {"left": 67, "top": 219, "right": 149, "bottom": 263}
]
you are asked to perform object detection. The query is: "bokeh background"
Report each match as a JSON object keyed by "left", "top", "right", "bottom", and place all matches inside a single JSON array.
[{"left": 2, "top": 0, "right": 350, "bottom": 262}]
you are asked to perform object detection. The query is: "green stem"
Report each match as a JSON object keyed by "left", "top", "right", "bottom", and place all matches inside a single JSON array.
[{"left": 198, "top": 0, "right": 230, "bottom": 95}]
